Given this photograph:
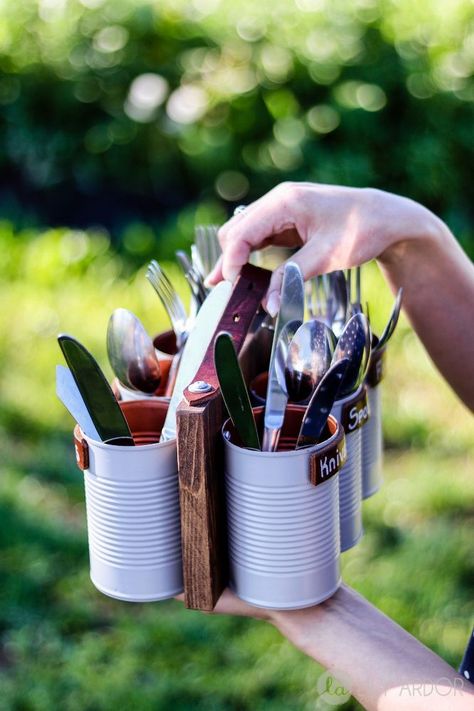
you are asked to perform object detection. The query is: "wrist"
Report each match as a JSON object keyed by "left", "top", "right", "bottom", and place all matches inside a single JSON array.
[
  {"left": 268, "top": 584, "right": 354, "bottom": 662},
  {"left": 374, "top": 190, "right": 452, "bottom": 269}
]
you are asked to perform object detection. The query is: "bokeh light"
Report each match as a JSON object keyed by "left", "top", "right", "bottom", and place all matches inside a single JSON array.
[
  {"left": 166, "top": 84, "right": 208, "bottom": 124},
  {"left": 125, "top": 73, "right": 169, "bottom": 123}
]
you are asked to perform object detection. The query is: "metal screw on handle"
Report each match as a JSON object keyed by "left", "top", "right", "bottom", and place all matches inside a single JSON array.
[{"left": 189, "top": 381, "right": 213, "bottom": 394}]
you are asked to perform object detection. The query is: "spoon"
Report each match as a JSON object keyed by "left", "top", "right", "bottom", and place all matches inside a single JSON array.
[
  {"left": 284, "top": 320, "right": 336, "bottom": 403},
  {"left": 327, "top": 270, "right": 349, "bottom": 338},
  {"left": 274, "top": 319, "right": 303, "bottom": 396},
  {"left": 296, "top": 358, "right": 350, "bottom": 448},
  {"left": 107, "top": 308, "right": 161, "bottom": 394},
  {"left": 331, "top": 313, "right": 371, "bottom": 397},
  {"left": 375, "top": 288, "right": 403, "bottom": 351}
]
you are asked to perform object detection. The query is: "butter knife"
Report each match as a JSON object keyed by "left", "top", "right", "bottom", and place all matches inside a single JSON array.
[
  {"left": 214, "top": 331, "right": 260, "bottom": 450},
  {"left": 262, "top": 262, "right": 305, "bottom": 451},
  {"left": 58, "top": 334, "right": 134, "bottom": 446}
]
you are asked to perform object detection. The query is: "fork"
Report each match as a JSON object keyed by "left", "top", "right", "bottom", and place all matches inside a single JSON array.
[
  {"left": 194, "top": 224, "right": 222, "bottom": 277},
  {"left": 306, "top": 275, "right": 329, "bottom": 321},
  {"left": 146, "top": 260, "right": 189, "bottom": 350},
  {"left": 175, "top": 250, "right": 208, "bottom": 309},
  {"left": 346, "top": 266, "right": 363, "bottom": 316}
]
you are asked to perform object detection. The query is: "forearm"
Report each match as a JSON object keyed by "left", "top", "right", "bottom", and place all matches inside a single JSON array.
[
  {"left": 271, "top": 585, "right": 473, "bottom": 711},
  {"left": 214, "top": 183, "right": 474, "bottom": 408},
  {"left": 375, "top": 194, "right": 474, "bottom": 411}
]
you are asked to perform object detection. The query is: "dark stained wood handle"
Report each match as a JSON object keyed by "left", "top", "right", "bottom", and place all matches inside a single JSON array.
[
  {"left": 177, "top": 264, "right": 271, "bottom": 611},
  {"left": 183, "top": 264, "right": 271, "bottom": 406}
]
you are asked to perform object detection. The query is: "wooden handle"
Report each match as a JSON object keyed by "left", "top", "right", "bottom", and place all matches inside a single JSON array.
[
  {"left": 177, "top": 264, "right": 271, "bottom": 610},
  {"left": 183, "top": 264, "right": 271, "bottom": 406}
]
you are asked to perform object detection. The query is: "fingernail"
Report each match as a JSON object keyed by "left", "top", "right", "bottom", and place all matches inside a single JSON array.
[
  {"left": 224, "top": 268, "right": 239, "bottom": 284},
  {"left": 266, "top": 291, "right": 280, "bottom": 318},
  {"left": 204, "top": 274, "right": 215, "bottom": 288}
]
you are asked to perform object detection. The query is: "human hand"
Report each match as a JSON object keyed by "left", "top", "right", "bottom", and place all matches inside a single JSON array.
[
  {"left": 206, "top": 182, "right": 436, "bottom": 315},
  {"left": 176, "top": 585, "right": 473, "bottom": 711},
  {"left": 175, "top": 588, "right": 271, "bottom": 621}
]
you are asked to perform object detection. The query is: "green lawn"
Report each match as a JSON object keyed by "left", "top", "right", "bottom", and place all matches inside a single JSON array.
[{"left": 0, "top": 226, "right": 473, "bottom": 710}]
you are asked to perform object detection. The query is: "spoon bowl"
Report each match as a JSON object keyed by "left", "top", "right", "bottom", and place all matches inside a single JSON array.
[
  {"left": 107, "top": 308, "right": 161, "bottom": 394},
  {"left": 327, "top": 270, "right": 349, "bottom": 338},
  {"left": 284, "top": 320, "right": 336, "bottom": 403},
  {"left": 274, "top": 319, "right": 303, "bottom": 396},
  {"left": 332, "top": 313, "right": 371, "bottom": 397}
]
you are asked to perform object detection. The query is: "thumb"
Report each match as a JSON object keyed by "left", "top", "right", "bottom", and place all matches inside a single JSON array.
[
  {"left": 204, "top": 254, "right": 224, "bottom": 286},
  {"left": 264, "top": 242, "right": 321, "bottom": 317}
]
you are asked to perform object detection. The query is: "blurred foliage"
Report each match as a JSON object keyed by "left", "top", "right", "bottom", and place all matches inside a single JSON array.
[
  {"left": 0, "top": 0, "right": 473, "bottom": 253},
  {"left": 0, "top": 226, "right": 473, "bottom": 709}
]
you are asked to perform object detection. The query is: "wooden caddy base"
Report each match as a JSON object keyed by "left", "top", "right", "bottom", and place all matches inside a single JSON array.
[{"left": 176, "top": 265, "right": 271, "bottom": 611}]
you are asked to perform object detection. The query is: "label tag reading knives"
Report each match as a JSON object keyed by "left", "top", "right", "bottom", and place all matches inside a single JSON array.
[{"left": 309, "top": 426, "right": 346, "bottom": 486}]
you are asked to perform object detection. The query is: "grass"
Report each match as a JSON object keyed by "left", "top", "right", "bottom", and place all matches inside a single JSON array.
[{"left": 0, "top": 225, "right": 473, "bottom": 710}]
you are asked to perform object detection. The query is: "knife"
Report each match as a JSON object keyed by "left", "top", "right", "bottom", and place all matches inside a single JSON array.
[
  {"left": 262, "top": 262, "right": 305, "bottom": 451},
  {"left": 56, "top": 365, "right": 101, "bottom": 441},
  {"left": 214, "top": 331, "right": 260, "bottom": 450},
  {"left": 57, "top": 335, "right": 134, "bottom": 446},
  {"left": 160, "top": 280, "right": 233, "bottom": 441},
  {"left": 296, "top": 358, "right": 350, "bottom": 449}
]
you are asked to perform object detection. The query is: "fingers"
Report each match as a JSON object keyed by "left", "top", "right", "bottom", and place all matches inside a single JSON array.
[
  {"left": 174, "top": 588, "right": 270, "bottom": 620},
  {"left": 205, "top": 254, "right": 224, "bottom": 286},
  {"left": 212, "top": 588, "right": 271, "bottom": 620},
  {"left": 264, "top": 241, "right": 324, "bottom": 316},
  {"left": 214, "top": 184, "right": 304, "bottom": 283},
  {"left": 205, "top": 203, "right": 259, "bottom": 285}
]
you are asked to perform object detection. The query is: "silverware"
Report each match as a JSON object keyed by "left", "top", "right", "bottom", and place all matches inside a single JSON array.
[
  {"left": 161, "top": 280, "right": 233, "bottom": 441},
  {"left": 356, "top": 265, "right": 362, "bottom": 311},
  {"left": 194, "top": 225, "right": 222, "bottom": 277},
  {"left": 375, "top": 288, "right": 403, "bottom": 351},
  {"left": 296, "top": 358, "right": 350, "bottom": 448},
  {"left": 56, "top": 365, "right": 101, "bottom": 440},
  {"left": 305, "top": 272, "right": 348, "bottom": 337},
  {"left": 191, "top": 244, "right": 206, "bottom": 281},
  {"left": 57, "top": 334, "right": 134, "bottom": 445},
  {"left": 106, "top": 308, "right": 161, "bottom": 394},
  {"left": 175, "top": 249, "right": 193, "bottom": 277},
  {"left": 346, "top": 267, "right": 363, "bottom": 317},
  {"left": 328, "top": 270, "right": 349, "bottom": 338},
  {"left": 331, "top": 313, "right": 371, "bottom": 397},
  {"left": 146, "top": 260, "right": 188, "bottom": 350},
  {"left": 175, "top": 250, "right": 208, "bottom": 308},
  {"left": 284, "top": 319, "right": 336, "bottom": 403},
  {"left": 262, "top": 262, "right": 305, "bottom": 451},
  {"left": 214, "top": 331, "right": 260, "bottom": 450},
  {"left": 274, "top": 319, "right": 303, "bottom": 395}
]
